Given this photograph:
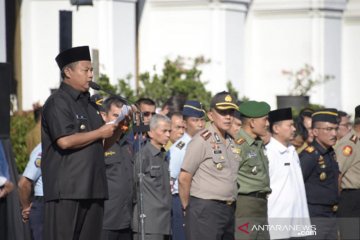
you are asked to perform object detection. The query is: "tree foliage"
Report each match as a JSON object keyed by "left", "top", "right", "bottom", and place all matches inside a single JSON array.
[{"left": 10, "top": 111, "right": 35, "bottom": 173}]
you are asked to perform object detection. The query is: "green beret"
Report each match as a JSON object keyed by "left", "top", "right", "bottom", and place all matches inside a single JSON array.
[{"left": 239, "top": 101, "right": 271, "bottom": 118}]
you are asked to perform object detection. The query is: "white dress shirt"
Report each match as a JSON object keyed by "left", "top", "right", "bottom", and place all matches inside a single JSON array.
[{"left": 266, "top": 137, "right": 311, "bottom": 239}]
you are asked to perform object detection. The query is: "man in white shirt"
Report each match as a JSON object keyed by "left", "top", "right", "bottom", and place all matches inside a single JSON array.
[{"left": 266, "top": 108, "right": 312, "bottom": 239}]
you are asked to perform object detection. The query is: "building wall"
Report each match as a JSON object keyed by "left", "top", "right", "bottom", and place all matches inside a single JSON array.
[
  {"left": 20, "top": 0, "right": 136, "bottom": 110},
  {"left": 18, "top": 0, "right": 360, "bottom": 114}
]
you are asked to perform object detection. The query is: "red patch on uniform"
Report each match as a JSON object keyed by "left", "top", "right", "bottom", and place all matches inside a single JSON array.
[{"left": 342, "top": 145, "right": 352, "bottom": 156}]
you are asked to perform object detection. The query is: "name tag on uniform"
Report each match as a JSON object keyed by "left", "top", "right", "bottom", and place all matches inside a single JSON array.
[
  {"left": 76, "top": 114, "right": 87, "bottom": 120},
  {"left": 284, "top": 163, "right": 290, "bottom": 166},
  {"left": 213, "top": 149, "right": 222, "bottom": 154}
]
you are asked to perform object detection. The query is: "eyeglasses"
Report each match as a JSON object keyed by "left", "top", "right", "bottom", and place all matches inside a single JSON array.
[
  {"left": 142, "top": 111, "right": 156, "bottom": 117},
  {"left": 316, "top": 127, "right": 339, "bottom": 132}
]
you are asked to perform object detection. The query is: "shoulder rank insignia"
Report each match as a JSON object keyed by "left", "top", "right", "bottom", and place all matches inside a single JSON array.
[
  {"left": 305, "top": 146, "right": 315, "bottom": 153},
  {"left": 176, "top": 141, "right": 185, "bottom": 150},
  {"left": 200, "top": 130, "right": 212, "bottom": 141},
  {"left": 350, "top": 134, "right": 358, "bottom": 144},
  {"left": 105, "top": 151, "right": 116, "bottom": 157},
  {"left": 236, "top": 138, "right": 245, "bottom": 145},
  {"left": 343, "top": 145, "right": 353, "bottom": 156}
]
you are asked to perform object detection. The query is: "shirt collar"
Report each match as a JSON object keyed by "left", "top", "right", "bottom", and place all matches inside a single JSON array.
[
  {"left": 269, "top": 137, "right": 295, "bottom": 154},
  {"left": 238, "top": 128, "right": 256, "bottom": 146},
  {"left": 313, "top": 140, "right": 333, "bottom": 155},
  {"left": 60, "top": 82, "right": 88, "bottom": 101},
  {"left": 147, "top": 142, "right": 165, "bottom": 157}
]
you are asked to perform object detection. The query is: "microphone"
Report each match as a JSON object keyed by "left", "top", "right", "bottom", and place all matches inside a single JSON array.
[{"left": 89, "top": 81, "right": 130, "bottom": 105}]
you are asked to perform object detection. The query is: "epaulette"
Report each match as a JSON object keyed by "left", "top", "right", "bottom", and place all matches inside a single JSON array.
[
  {"left": 200, "top": 130, "right": 212, "bottom": 141},
  {"left": 236, "top": 138, "right": 245, "bottom": 145},
  {"left": 176, "top": 141, "right": 185, "bottom": 150},
  {"left": 349, "top": 134, "right": 358, "bottom": 144},
  {"left": 305, "top": 146, "right": 315, "bottom": 153}
]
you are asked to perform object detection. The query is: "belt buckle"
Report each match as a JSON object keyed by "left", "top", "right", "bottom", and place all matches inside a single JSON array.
[
  {"left": 226, "top": 200, "right": 233, "bottom": 206},
  {"left": 332, "top": 205, "right": 338, "bottom": 212}
]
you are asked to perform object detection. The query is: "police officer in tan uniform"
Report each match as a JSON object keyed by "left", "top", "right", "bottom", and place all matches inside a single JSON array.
[
  {"left": 336, "top": 105, "right": 360, "bottom": 240},
  {"left": 178, "top": 92, "right": 241, "bottom": 240}
]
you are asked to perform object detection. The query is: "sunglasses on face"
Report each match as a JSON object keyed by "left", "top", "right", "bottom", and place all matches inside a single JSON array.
[{"left": 142, "top": 111, "right": 156, "bottom": 117}]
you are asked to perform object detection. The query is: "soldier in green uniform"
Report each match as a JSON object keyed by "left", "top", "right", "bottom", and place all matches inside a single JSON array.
[
  {"left": 336, "top": 105, "right": 360, "bottom": 240},
  {"left": 234, "top": 100, "right": 271, "bottom": 240},
  {"left": 179, "top": 91, "right": 241, "bottom": 240}
]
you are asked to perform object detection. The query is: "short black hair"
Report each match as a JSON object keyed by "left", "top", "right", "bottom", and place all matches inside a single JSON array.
[
  {"left": 136, "top": 98, "right": 156, "bottom": 107},
  {"left": 167, "top": 111, "right": 183, "bottom": 119},
  {"left": 102, "top": 96, "right": 124, "bottom": 113}
]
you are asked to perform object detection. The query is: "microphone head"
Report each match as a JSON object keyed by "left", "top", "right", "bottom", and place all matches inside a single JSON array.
[{"left": 89, "top": 81, "right": 101, "bottom": 90}]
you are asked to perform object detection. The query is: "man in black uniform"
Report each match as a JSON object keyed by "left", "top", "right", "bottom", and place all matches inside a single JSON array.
[
  {"left": 100, "top": 96, "right": 134, "bottom": 240},
  {"left": 42, "top": 46, "right": 120, "bottom": 240},
  {"left": 299, "top": 109, "right": 340, "bottom": 240},
  {"left": 132, "top": 114, "right": 172, "bottom": 240}
]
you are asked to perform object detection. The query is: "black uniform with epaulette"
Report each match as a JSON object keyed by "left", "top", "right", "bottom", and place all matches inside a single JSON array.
[
  {"left": 102, "top": 138, "right": 134, "bottom": 240},
  {"left": 299, "top": 109, "right": 340, "bottom": 240}
]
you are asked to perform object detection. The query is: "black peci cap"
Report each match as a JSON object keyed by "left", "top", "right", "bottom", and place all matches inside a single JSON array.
[
  {"left": 312, "top": 109, "right": 338, "bottom": 124},
  {"left": 55, "top": 46, "right": 91, "bottom": 70},
  {"left": 269, "top": 108, "right": 293, "bottom": 124}
]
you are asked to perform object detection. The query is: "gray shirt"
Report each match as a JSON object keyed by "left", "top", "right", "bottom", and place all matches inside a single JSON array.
[{"left": 132, "top": 142, "right": 171, "bottom": 235}]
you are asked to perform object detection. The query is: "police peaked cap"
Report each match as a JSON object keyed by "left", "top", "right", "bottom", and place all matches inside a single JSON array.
[
  {"left": 210, "top": 91, "right": 238, "bottom": 111},
  {"left": 55, "top": 46, "right": 91, "bottom": 70},
  {"left": 312, "top": 109, "right": 338, "bottom": 124},
  {"left": 239, "top": 101, "right": 271, "bottom": 118},
  {"left": 182, "top": 100, "right": 205, "bottom": 118},
  {"left": 269, "top": 108, "right": 293, "bottom": 124}
]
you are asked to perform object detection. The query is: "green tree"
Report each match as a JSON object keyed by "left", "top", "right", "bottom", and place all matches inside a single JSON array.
[
  {"left": 117, "top": 56, "right": 213, "bottom": 109},
  {"left": 10, "top": 111, "right": 35, "bottom": 173}
]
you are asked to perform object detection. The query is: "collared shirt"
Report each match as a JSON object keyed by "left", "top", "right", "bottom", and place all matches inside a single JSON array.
[
  {"left": 299, "top": 140, "right": 339, "bottom": 205},
  {"left": 335, "top": 129, "right": 360, "bottom": 189},
  {"left": 41, "top": 82, "right": 107, "bottom": 201},
  {"left": 181, "top": 124, "right": 241, "bottom": 201},
  {"left": 266, "top": 137, "right": 311, "bottom": 239},
  {"left": 0, "top": 141, "right": 10, "bottom": 186},
  {"left": 169, "top": 132, "right": 192, "bottom": 194},
  {"left": 103, "top": 139, "right": 134, "bottom": 230},
  {"left": 132, "top": 142, "right": 171, "bottom": 234},
  {"left": 236, "top": 128, "right": 271, "bottom": 194},
  {"left": 23, "top": 143, "right": 43, "bottom": 196}
]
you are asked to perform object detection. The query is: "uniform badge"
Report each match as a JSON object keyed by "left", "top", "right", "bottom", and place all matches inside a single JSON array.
[
  {"left": 200, "top": 130, "right": 212, "bottom": 140},
  {"left": 216, "top": 163, "right": 223, "bottom": 170},
  {"left": 350, "top": 134, "right": 358, "bottom": 144},
  {"left": 342, "top": 145, "right": 353, "bottom": 156},
  {"left": 214, "top": 133, "right": 221, "bottom": 143},
  {"left": 319, "top": 172, "right": 327, "bottom": 181},
  {"left": 251, "top": 166, "right": 258, "bottom": 175},
  {"left": 34, "top": 157, "right": 41, "bottom": 168},
  {"left": 305, "top": 146, "right": 315, "bottom": 153},
  {"left": 80, "top": 124, "right": 86, "bottom": 130},
  {"left": 176, "top": 141, "right": 185, "bottom": 150},
  {"left": 232, "top": 148, "right": 241, "bottom": 154},
  {"left": 247, "top": 151, "right": 257, "bottom": 158},
  {"left": 105, "top": 151, "right": 116, "bottom": 157},
  {"left": 284, "top": 163, "right": 290, "bottom": 166},
  {"left": 213, "top": 149, "right": 222, "bottom": 154},
  {"left": 236, "top": 138, "right": 245, "bottom": 145},
  {"left": 225, "top": 95, "right": 232, "bottom": 102}
]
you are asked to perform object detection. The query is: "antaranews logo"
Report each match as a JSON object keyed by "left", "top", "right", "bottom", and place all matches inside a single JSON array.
[{"left": 238, "top": 222, "right": 250, "bottom": 235}]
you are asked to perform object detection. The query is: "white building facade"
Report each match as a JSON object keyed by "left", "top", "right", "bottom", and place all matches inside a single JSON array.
[{"left": 18, "top": 0, "right": 359, "bottom": 114}]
